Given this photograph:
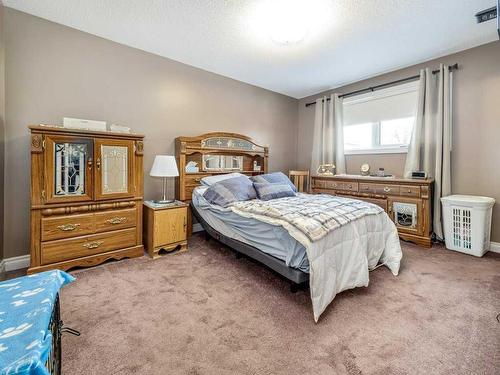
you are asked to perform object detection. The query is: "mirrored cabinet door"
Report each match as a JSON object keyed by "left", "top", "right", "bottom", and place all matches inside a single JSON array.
[
  {"left": 44, "top": 136, "right": 94, "bottom": 203},
  {"left": 94, "top": 139, "right": 134, "bottom": 200}
]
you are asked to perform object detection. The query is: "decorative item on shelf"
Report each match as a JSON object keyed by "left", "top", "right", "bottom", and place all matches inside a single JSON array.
[
  {"left": 253, "top": 160, "right": 261, "bottom": 171},
  {"left": 317, "top": 164, "right": 335, "bottom": 176},
  {"left": 63, "top": 117, "right": 107, "bottom": 131},
  {"left": 150, "top": 155, "right": 179, "bottom": 204},
  {"left": 376, "top": 167, "right": 386, "bottom": 177},
  {"left": 110, "top": 124, "right": 131, "bottom": 133},
  {"left": 202, "top": 154, "right": 243, "bottom": 171},
  {"left": 185, "top": 161, "right": 199, "bottom": 173},
  {"left": 360, "top": 163, "right": 370, "bottom": 176}
]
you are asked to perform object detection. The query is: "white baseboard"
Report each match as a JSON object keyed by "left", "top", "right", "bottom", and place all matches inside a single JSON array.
[
  {"left": 490, "top": 241, "right": 500, "bottom": 254},
  {"left": 192, "top": 223, "right": 204, "bottom": 233},
  {"left": 0, "top": 255, "right": 30, "bottom": 272}
]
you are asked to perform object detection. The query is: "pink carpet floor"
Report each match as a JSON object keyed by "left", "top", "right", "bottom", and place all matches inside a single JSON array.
[{"left": 59, "top": 233, "right": 500, "bottom": 374}]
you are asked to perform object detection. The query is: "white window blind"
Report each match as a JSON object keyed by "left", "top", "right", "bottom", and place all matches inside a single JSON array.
[{"left": 342, "top": 80, "right": 419, "bottom": 154}]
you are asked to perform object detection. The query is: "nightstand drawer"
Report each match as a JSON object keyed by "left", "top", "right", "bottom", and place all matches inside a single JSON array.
[
  {"left": 41, "top": 213, "right": 95, "bottom": 241},
  {"left": 41, "top": 228, "right": 136, "bottom": 265},
  {"left": 95, "top": 208, "right": 136, "bottom": 233},
  {"left": 153, "top": 208, "right": 187, "bottom": 247}
]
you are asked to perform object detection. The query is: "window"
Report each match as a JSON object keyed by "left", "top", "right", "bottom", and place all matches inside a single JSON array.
[{"left": 342, "top": 81, "right": 419, "bottom": 154}]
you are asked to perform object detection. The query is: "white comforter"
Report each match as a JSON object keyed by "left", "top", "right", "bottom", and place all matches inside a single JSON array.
[{"left": 231, "top": 194, "right": 402, "bottom": 322}]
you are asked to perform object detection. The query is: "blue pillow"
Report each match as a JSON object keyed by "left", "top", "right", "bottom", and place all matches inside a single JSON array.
[
  {"left": 253, "top": 182, "right": 296, "bottom": 201},
  {"left": 251, "top": 172, "right": 297, "bottom": 192},
  {"left": 203, "top": 176, "right": 257, "bottom": 207}
]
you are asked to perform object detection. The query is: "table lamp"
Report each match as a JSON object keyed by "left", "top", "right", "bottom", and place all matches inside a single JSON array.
[{"left": 150, "top": 155, "right": 179, "bottom": 204}]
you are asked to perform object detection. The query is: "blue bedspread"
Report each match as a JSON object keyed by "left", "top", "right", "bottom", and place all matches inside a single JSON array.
[{"left": 0, "top": 270, "right": 75, "bottom": 375}]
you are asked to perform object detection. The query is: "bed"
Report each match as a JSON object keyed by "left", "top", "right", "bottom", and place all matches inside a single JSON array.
[{"left": 176, "top": 133, "right": 402, "bottom": 321}]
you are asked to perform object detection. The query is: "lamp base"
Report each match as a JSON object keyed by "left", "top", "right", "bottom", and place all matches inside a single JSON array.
[{"left": 152, "top": 199, "right": 175, "bottom": 204}]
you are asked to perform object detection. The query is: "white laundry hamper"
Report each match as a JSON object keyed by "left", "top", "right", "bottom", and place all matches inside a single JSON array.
[{"left": 441, "top": 195, "right": 495, "bottom": 257}]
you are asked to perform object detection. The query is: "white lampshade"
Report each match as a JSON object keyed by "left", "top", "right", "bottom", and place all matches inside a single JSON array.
[{"left": 149, "top": 155, "right": 179, "bottom": 177}]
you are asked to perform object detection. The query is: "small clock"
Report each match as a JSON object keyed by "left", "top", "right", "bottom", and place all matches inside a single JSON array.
[{"left": 360, "top": 163, "right": 370, "bottom": 176}]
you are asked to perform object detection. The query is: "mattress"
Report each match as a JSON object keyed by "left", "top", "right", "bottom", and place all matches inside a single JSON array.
[{"left": 192, "top": 186, "right": 310, "bottom": 272}]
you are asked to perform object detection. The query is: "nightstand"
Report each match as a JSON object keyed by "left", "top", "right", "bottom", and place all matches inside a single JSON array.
[{"left": 143, "top": 201, "right": 189, "bottom": 259}]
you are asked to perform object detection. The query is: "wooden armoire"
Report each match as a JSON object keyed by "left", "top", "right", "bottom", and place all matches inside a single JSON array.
[{"left": 29, "top": 125, "right": 145, "bottom": 273}]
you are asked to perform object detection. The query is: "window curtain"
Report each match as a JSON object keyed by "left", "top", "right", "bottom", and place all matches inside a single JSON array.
[
  {"left": 403, "top": 64, "right": 452, "bottom": 239},
  {"left": 310, "top": 93, "right": 346, "bottom": 175}
]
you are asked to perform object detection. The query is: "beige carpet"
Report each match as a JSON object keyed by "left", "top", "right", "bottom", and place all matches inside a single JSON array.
[{"left": 60, "top": 233, "right": 500, "bottom": 375}]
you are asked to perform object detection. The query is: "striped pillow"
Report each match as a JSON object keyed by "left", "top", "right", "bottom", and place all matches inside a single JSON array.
[
  {"left": 203, "top": 176, "right": 257, "bottom": 207},
  {"left": 253, "top": 182, "right": 296, "bottom": 201},
  {"left": 251, "top": 172, "right": 297, "bottom": 192}
]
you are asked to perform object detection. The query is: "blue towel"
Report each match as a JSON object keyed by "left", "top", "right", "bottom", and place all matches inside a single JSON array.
[{"left": 0, "top": 270, "right": 75, "bottom": 375}]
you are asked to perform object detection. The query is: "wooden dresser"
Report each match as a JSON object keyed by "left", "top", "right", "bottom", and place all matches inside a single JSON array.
[
  {"left": 311, "top": 175, "right": 434, "bottom": 247},
  {"left": 29, "top": 125, "right": 145, "bottom": 273}
]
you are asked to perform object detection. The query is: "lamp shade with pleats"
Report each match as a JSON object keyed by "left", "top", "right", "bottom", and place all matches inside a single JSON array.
[{"left": 149, "top": 155, "right": 179, "bottom": 177}]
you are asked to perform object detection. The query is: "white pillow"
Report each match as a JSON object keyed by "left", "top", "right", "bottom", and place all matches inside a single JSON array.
[{"left": 200, "top": 172, "right": 248, "bottom": 186}]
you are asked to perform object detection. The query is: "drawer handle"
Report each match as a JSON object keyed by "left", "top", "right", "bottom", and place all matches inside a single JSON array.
[
  {"left": 406, "top": 189, "right": 412, "bottom": 193},
  {"left": 348, "top": 184, "right": 352, "bottom": 189},
  {"left": 83, "top": 241, "right": 103, "bottom": 249},
  {"left": 106, "top": 217, "right": 127, "bottom": 225},
  {"left": 57, "top": 223, "right": 80, "bottom": 231},
  {"left": 383, "top": 187, "right": 391, "bottom": 193}
]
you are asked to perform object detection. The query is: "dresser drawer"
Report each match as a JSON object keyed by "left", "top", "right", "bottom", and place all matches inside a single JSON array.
[
  {"left": 41, "top": 228, "right": 137, "bottom": 265},
  {"left": 313, "top": 179, "right": 326, "bottom": 189},
  {"left": 95, "top": 208, "right": 136, "bottom": 233},
  {"left": 41, "top": 213, "right": 95, "bottom": 241},
  {"left": 325, "top": 180, "right": 358, "bottom": 192},
  {"left": 360, "top": 183, "right": 399, "bottom": 195},
  {"left": 399, "top": 185, "right": 420, "bottom": 197}
]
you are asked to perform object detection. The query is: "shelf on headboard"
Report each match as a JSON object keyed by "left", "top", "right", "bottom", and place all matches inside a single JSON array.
[
  {"left": 175, "top": 132, "right": 268, "bottom": 202},
  {"left": 185, "top": 171, "right": 264, "bottom": 175}
]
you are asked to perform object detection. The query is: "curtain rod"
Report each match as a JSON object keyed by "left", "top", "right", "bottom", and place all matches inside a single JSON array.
[{"left": 304, "top": 63, "right": 458, "bottom": 107}]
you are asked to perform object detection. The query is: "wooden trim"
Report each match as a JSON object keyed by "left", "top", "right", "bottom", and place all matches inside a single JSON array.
[
  {"left": 176, "top": 132, "right": 266, "bottom": 149},
  {"left": 31, "top": 134, "right": 44, "bottom": 153},
  {"left": 40, "top": 200, "right": 136, "bottom": 216},
  {"left": 32, "top": 197, "right": 142, "bottom": 210},
  {"left": 29, "top": 125, "right": 144, "bottom": 139},
  {"left": 27, "top": 245, "right": 144, "bottom": 274},
  {"left": 313, "top": 175, "right": 434, "bottom": 185}
]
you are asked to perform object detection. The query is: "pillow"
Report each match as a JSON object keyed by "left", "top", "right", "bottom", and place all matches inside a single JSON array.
[
  {"left": 251, "top": 172, "right": 297, "bottom": 192},
  {"left": 253, "top": 182, "right": 296, "bottom": 201},
  {"left": 201, "top": 172, "right": 248, "bottom": 186},
  {"left": 203, "top": 176, "right": 257, "bottom": 207}
]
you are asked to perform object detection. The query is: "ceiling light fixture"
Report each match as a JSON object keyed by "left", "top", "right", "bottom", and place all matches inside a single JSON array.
[{"left": 261, "top": 0, "right": 312, "bottom": 45}]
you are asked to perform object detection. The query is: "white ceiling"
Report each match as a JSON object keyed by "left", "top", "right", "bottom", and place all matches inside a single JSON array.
[{"left": 4, "top": 0, "right": 498, "bottom": 98}]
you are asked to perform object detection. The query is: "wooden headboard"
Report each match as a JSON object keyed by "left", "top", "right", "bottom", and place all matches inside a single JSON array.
[{"left": 175, "top": 132, "right": 268, "bottom": 202}]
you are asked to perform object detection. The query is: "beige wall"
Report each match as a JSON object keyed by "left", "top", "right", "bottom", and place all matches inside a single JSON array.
[
  {"left": 298, "top": 41, "right": 500, "bottom": 242},
  {"left": 2, "top": 7, "right": 499, "bottom": 258},
  {"left": 0, "top": 2, "right": 5, "bottom": 262},
  {"left": 3, "top": 9, "right": 298, "bottom": 258}
]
